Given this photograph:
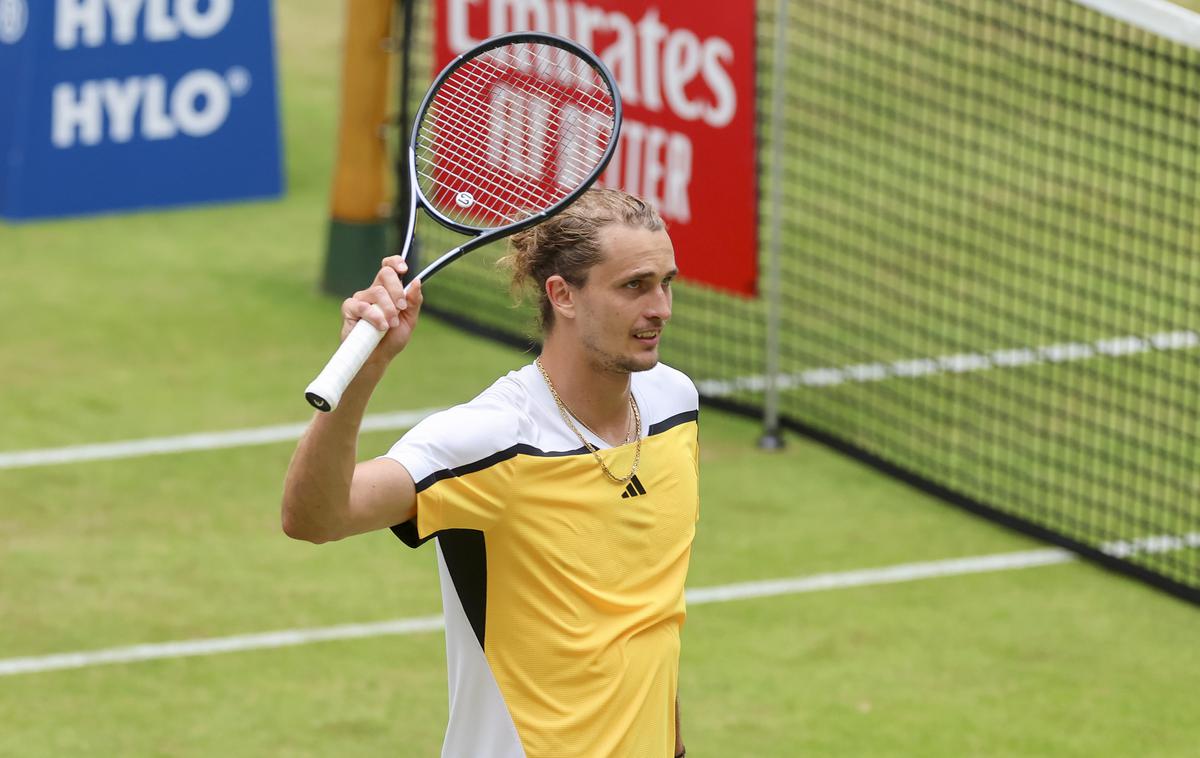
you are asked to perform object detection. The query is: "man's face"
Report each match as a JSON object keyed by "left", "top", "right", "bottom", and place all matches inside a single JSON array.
[{"left": 571, "top": 224, "right": 677, "bottom": 374}]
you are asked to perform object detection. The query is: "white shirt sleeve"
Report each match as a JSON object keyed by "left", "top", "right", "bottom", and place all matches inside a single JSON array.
[{"left": 381, "top": 384, "right": 527, "bottom": 490}]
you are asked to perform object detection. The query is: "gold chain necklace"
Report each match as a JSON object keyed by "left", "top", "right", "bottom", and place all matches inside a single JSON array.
[
  {"left": 535, "top": 358, "right": 642, "bottom": 485},
  {"left": 545, "top": 376, "right": 635, "bottom": 445}
]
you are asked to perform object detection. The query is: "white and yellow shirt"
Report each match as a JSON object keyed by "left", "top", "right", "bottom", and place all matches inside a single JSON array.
[{"left": 384, "top": 361, "right": 699, "bottom": 758}]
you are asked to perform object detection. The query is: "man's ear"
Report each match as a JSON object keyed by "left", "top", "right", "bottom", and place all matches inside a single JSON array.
[{"left": 545, "top": 275, "right": 577, "bottom": 322}]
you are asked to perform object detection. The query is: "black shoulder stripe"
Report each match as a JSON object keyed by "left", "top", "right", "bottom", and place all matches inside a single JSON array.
[
  {"left": 411, "top": 410, "right": 697, "bottom": 493},
  {"left": 412, "top": 441, "right": 589, "bottom": 493},
  {"left": 648, "top": 409, "right": 698, "bottom": 436}
]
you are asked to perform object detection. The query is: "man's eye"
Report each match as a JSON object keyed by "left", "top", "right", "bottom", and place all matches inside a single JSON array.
[{"left": 626, "top": 280, "right": 642, "bottom": 289}]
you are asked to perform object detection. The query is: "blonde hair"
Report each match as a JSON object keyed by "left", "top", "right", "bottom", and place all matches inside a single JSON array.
[{"left": 499, "top": 188, "right": 665, "bottom": 330}]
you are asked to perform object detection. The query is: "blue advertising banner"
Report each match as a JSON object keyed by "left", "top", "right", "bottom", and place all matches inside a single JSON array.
[{"left": 0, "top": 0, "right": 284, "bottom": 220}]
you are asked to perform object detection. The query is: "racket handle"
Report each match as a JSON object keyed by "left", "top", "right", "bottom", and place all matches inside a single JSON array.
[{"left": 304, "top": 319, "right": 387, "bottom": 412}]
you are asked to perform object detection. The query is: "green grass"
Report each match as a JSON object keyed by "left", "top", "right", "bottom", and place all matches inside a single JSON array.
[
  {"left": 2, "top": 1, "right": 1199, "bottom": 756},
  {"left": 3, "top": 405, "right": 1199, "bottom": 756}
]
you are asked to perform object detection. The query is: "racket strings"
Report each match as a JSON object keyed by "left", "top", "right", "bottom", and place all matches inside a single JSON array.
[
  {"left": 423, "top": 56, "right": 611, "bottom": 196},
  {"left": 414, "top": 41, "right": 617, "bottom": 229},
  {"left": 414, "top": 156, "right": 529, "bottom": 220},
  {"left": 474, "top": 48, "right": 614, "bottom": 173},
  {"left": 423, "top": 48, "right": 613, "bottom": 209},
  {"left": 417, "top": 98, "right": 606, "bottom": 217},
  {"left": 420, "top": 99, "right": 570, "bottom": 208},
  {"left": 418, "top": 103, "right": 555, "bottom": 222},
  {"left": 415, "top": 137, "right": 551, "bottom": 224},
  {"left": 422, "top": 95, "right": 607, "bottom": 200},
  {"left": 483, "top": 47, "right": 614, "bottom": 127},
  {"left": 456, "top": 44, "right": 613, "bottom": 129},
  {"left": 431, "top": 72, "right": 609, "bottom": 177}
]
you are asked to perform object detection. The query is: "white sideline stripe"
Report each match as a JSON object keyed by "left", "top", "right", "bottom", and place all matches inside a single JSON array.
[
  {"left": 6, "top": 330, "right": 1194, "bottom": 468},
  {"left": 1074, "top": 0, "right": 1200, "bottom": 51},
  {"left": 0, "top": 616, "right": 445, "bottom": 677},
  {"left": 4, "top": 534, "right": 1195, "bottom": 677},
  {"left": 684, "top": 549, "right": 1073, "bottom": 604},
  {"left": 695, "top": 329, "right": 1199, "bottom": 397},
  {"left": 0, "top": 408, "right": 442, "bottom": 470},
  {"left": 0, "top": 547, "right": 1091, "bottom": 678}
]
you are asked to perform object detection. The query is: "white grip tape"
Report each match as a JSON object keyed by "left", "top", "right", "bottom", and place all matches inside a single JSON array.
[{"left": 304, "top": 319, "right": 387, "bottom": 412}]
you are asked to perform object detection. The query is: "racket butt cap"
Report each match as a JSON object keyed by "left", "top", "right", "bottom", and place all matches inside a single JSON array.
[{"left": 306, "top": 392, "right": 334, "bottom": 412}]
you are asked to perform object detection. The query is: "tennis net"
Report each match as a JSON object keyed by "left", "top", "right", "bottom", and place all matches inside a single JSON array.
[{"left": 395, "top": 0, "right": 1200, "bottom": 603}]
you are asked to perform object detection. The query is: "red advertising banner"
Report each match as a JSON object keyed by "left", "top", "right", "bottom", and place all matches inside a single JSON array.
[{"left": 434, "top": 0, "right": 759, "bottom": 297}]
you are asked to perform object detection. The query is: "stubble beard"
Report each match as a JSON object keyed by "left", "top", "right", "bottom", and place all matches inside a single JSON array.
[{"left": 581, "top": 330, "right": 659, "bottom": 375}]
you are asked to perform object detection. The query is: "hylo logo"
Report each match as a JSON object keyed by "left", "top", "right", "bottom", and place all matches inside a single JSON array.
[
  {"left": 52, "top": 67, "right": 253, "bottom": 148},
  {"left": 55, "top": 0, "right": 234, "bottom": 49},
  {"left": 0, "top": 0, "right": 27, "bottom": 44}
]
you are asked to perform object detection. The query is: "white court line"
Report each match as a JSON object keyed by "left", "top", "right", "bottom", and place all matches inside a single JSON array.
[
  {"left": 695, "top": 329, "right": 1199, "bottom": 397},
  {"left": 3, "top": 330, "right": 1194, "bottom": 469},
  {"left": 683, "top": 548, "right": 1073, "bottom": 604},
  {"left": 0, "top": 408, "right": 442, "bottom": 470},
  {"left": 0, "top": 547, "right": 1084, "bottom": 678},
  {"left": 3, "top": 534, "right": 1194, "bottom": 677},
  {"left": 0, "top": 617, "right": 446, "bottom": 678}
]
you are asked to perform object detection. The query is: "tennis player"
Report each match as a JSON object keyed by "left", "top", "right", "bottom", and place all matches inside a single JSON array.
[{"left": 282, "top": 188, "right": 698, "bottom": 758}]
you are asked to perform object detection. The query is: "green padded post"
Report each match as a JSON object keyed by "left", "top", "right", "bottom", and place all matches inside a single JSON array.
[{"left": 321, "top": 219, "right": 392, "bottom": 297}]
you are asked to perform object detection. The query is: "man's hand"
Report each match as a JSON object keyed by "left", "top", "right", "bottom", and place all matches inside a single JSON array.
[{"left": 341, "top": 256, "right": 424, "bottom": 366}]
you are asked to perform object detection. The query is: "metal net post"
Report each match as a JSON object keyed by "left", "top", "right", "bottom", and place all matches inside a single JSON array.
[{"left": 759, "top": 0, "right": 791, "bottom": 451}]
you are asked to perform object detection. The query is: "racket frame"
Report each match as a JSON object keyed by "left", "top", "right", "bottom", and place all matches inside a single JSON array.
[
  {"left": 305, "top": 32, "right": 622, "bottom": 412},
  {"left": 405, "top": 31, "right": 623, "bottom": 281}
]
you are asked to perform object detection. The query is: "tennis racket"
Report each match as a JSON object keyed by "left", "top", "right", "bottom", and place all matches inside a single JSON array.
[{"left": 305, "top": 32, "right": 622, "bottom": 411}]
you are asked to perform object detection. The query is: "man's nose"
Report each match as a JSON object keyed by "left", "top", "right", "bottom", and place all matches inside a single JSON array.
[{"left": 645, "top": 286, "right": 671, "bottom": 322}]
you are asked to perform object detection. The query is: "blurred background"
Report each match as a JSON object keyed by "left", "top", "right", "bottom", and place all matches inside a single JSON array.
[{"left": 2, "top": 1, "right": 1198, "bottom": 755}]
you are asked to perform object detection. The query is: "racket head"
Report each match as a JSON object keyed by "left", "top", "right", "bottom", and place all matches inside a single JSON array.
[{"left": 410, "top": 32, "right": 622, "bottom": 236}]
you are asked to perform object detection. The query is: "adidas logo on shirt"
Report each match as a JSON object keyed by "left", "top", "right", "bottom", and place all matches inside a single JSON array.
[{"left": 620, "top": 475, "right": 648, "bottom": 499}]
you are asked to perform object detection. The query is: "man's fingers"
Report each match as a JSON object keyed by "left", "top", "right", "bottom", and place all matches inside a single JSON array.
[
  {"left": 368, "top": 284, "right": 401, "bottom": 327},
  {"left": 341, "top": 262, "right": 416, "bottom": 338},
  {"left": 343, "top": 294, "right": 393, "bottom": 331},
  {"left": 363, "top": 302, "right": 392, "bottom": 331},
  {"left": 406, "top": 278, "right": 424, "bottom": 310},
  {"left": 378, "top": 266, "right": 408, "bottom": 311},
  {"left": 381, "top": 255, "right": 408, "bottom": 276}
]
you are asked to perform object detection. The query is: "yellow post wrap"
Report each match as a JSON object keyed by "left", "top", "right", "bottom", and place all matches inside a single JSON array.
[{"left": 330, "top": 0, "right": 394, "bottom": 222}]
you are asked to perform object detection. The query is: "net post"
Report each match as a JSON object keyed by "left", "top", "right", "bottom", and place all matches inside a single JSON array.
[
  {"left": 320, "top": 0, "right": 396, "bottom": 297},
  {"left": 758, "top": 0, "right": 790, "bottom": 452}
]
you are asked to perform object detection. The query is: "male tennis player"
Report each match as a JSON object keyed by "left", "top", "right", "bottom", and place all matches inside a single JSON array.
[{"left": 282, "top": 188, "right": 697, "bottom": 758}]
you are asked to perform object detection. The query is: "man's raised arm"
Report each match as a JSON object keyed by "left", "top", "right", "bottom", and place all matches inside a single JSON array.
[{"left": 281, "top": 257, "right": 422, "bottom": 543}]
